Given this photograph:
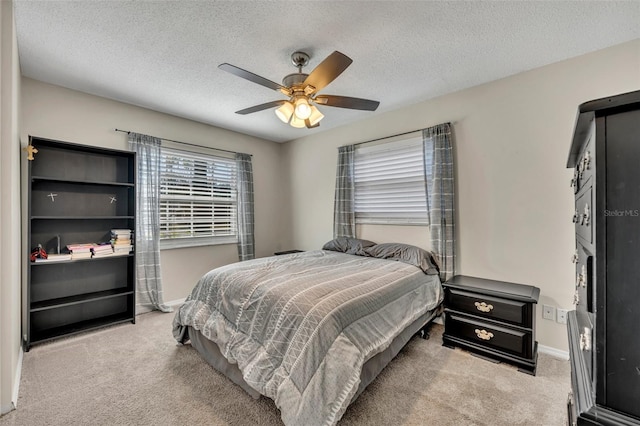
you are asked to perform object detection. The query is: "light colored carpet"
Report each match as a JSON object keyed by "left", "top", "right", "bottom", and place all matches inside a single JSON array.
[{"left": 0, "top": 311, "right": 570, "bottom": 425}]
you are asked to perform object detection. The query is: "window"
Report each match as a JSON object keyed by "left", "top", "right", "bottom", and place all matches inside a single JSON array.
[
  {"left": 353, "top": 134, "right": 429, "bottom": 225},
  {"left": 159, "top": 147, "right": 237, "bottom": 249}
]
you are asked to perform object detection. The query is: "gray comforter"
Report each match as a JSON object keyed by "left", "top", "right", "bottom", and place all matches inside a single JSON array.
[{"left": 173, "top": 250, "right": 442, "bottom": 426}]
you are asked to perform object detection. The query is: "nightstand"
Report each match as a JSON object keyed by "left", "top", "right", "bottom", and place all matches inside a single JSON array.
[{"left": 442, "top": 275, "right": 540, "bottom": 375}]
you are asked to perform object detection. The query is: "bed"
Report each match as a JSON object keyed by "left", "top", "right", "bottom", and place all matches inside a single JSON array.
[{"left": 173, "top": 239, "right": 443, "bottom": 426}]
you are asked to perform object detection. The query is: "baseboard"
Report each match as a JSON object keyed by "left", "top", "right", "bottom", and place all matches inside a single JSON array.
[
  {"left": 1, "top": 346, "right": 23, "bottom": 415},
  {"left": 166, "top": 298, "right": 185, "bottom": 308},
  {"left": 135, "top": 298, "right": 185, "bottom": 315},
  {"left": 538, "top": 344, "right": 569, "bottom": 360}
]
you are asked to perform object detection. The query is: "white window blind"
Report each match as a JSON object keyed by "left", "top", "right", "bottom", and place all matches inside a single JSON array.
[
  {"left": 159, "top": 147, "right": 237, "bottom": 248},
  {"left": 354, "top": 135, "right": 429, "bottom": 225}
]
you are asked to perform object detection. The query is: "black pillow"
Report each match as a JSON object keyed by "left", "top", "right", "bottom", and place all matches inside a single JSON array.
[
  {"left": 322, "top": 237, "right": 377, "bottom": 256},
  {"left": 364, "top": 243, "right": 440, "bottom": 275}
]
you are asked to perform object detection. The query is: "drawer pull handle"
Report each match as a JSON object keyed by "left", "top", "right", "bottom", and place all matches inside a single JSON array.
[
  {"left": 572, "top": 209, "right": 579, "bottom": 224},
  {"left": 570, "top": 170, "right": 578, "bottom": 188},
  {"left": 579, "top": 327, "right": 592, "bottom": 352},
  {"left": 583, "top": 151, "right": 591, "bottom": 171},
  {"left": 577, "top": 158, "right": 584, "bottom": 178},
  {"left": 571, "top": 250, "right": 578, "bottom": 264},
  {"left": 580, "top": 265, "right": 587, "bottom": 288},
  {"left": 474, "top": 329, "right": 494, "bottom": 341},
  {"left": 581, "top": 203, "right": 590, "bottom": 226},
  {"left": 573, "top": 291, "right": 580, "bottom": 306},
  {"left": 474, "top": 301, "right": 494, "bottom": 313}
]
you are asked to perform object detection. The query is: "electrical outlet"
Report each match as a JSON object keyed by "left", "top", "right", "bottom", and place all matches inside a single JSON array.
[
  {"left": 542, "top": 304, "right": 556, "bottom": 320},
  {"left": 557, "top": 309, "right": 568, "bottom": 324}
]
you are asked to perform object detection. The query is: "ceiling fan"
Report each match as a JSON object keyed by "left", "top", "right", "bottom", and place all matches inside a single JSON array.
[{"left": 219, "top": 51, "right": 380, "bottom": 129}]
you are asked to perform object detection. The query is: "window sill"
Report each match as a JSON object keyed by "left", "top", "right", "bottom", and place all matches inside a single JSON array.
[{"left": 160, "top": 236, "right": 238, "bottom": 250}]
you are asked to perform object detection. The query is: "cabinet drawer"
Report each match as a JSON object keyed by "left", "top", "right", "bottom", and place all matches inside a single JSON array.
[
  {"left": 445, "top": 288, "right": 530, "bottom": 327},
  {"left": 573, "top": 244, "right": 594, "bottom": 314},
  {"left": 445, "top": 313, "right": 533, "bottom": 359},
  {"left": 570, "top": 133, "right": 594, "bottom": 194},
  {"left": 575, "top": 186, "right": 593, "bottom": 245},
  {"left": 577, "top": 131, "right": 594, "bottom": 189},
  {"left": 574, "top": 309, "right": 594, "bottom": 382}
]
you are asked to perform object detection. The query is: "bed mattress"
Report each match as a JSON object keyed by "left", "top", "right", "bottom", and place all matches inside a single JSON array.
[{"left": 173, "top": 250, "right": 442, "bottom": 425}]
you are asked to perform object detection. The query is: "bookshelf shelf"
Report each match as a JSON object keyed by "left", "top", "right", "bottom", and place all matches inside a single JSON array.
[
  {"left": 31, "top": 216, "right": 135, "bottom": 220},
  {"left": 32, "top": 176, "right": 135, "bottom": 187},
  {"left": 31, "top": 288, "right": 134, "bottom": 312},
  {"left": 31, "top": 253, "right": 134, "bottom": 265},
  {"left": 26, "top": 136, "right": 136, "bottom": 350},
  {"left": 30, "top": 312, "right": 135, "bottom": 345}
]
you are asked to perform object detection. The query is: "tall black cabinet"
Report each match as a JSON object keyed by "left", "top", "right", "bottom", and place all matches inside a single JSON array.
[
  {"left": 26, "top": 136, "right": 136, "bottom": 350},
  {"left": 566, "top": 90, "right": 640, "bottom": 425}
]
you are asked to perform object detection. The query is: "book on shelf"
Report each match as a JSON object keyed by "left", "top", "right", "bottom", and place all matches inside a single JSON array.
[
  {"left": 112, "top": 239, "right": 131, "bottom": 245},
  {"left": 71, "top": 252, "right": 93, "bottom": 260},
  {"left": 110, "top": 228, "right": 134, "bottom": 254},
  {"left": 113, "top": 245, "right": 132, "bottom": 253},
  {"left": 67, "top": 243, "right": 94, "bottom": 253},
  {"left": 91, "top": 243, "right": 113, "bottom": 256},
  {"left": 111, "top": 229, "right": 133, "bottom": 237},
  {"left": 111, "top": 228, "right": 133, "bottom": 235}
]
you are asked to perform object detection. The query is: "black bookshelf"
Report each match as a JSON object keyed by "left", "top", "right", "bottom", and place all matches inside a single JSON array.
[{"left": 26, "top": 136, "right": 136, "bottom": 350}]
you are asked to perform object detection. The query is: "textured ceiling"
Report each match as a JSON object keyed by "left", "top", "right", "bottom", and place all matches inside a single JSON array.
[{"left": 13, "top": 1, "right": 640, "bottom": 143}]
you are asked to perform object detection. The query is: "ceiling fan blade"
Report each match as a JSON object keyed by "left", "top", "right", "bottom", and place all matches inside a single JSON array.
[
  {"left": 235, "top": 100, "right": 287, "bottom": 115},
  {"left": 219, "top": 63, "right": 290, "bottom": 94},
  {"left": 314, "top": 95, "right": 380, "bottom": 111},
  {"left": 303, "top": 51, "right": 353, "bottom": 94}
]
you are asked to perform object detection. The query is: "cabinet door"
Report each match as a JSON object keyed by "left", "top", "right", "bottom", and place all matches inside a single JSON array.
[{"left": 603, "top": 109, "right": 640, "bottom": 418}]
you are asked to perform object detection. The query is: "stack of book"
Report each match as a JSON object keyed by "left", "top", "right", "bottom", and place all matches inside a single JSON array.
[
  {"left": 91, "top": 243, "right": 113, "bottom": 258},
  {"left": 67, "top": 243, "right": 93, "bottom": 260},
  {"left": 111, "top": 229, "right": 133, "bottom": 255}
]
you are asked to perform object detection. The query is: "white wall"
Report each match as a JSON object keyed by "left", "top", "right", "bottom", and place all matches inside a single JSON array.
[
  {"left": 282, "top": 39, "right": 640, "bottom": 352},
  {"left": 20, "top": 78, "right": 289, "bottom": 304},
  {"left": 0, "top": 0, "right": 23, "bottom": 414}
]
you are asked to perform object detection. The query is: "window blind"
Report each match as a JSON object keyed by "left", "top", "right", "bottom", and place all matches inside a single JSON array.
[
  {"left": 159, "top": 147, "right": 237, "bottom": 247},
  {"left": 354, "top": 135, "right": 429, "bottom": 225}
]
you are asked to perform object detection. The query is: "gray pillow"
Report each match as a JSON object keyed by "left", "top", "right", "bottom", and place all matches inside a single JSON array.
[
  {"left": 364, "top": 243, "right": 440, "bottom": 275},
  {"left": 322, "top": 237, "right": 377, "bottom": 256}
]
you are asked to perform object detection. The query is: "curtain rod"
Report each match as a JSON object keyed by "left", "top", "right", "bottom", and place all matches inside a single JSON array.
[
  {"left": 344, "top": 122, "right": 453, "bottom": 148},
  {"left": 114, "top": 128, "right": 251, "bottom": 157}
]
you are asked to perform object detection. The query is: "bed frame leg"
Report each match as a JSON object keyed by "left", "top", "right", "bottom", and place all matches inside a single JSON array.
[{"left": 419, "top": 328, "right": 430, "bottom": 340}]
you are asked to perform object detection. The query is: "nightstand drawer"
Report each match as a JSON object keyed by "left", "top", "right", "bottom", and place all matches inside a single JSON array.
[
  {"left": 446, "top": 313, "right": 533, "bottom": 359},
  {"left": 446, "top": 288, "right": 529, "bottom": 327}
]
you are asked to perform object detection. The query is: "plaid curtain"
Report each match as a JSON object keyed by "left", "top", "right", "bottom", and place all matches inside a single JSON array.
[
  {"left": 423, "top": 123, "right": 455, "bottom": 281},
  {"left": 236, "top": 153, "right": 255, "bottom": 261},
  {"left": 128, "top": 133, "right": 172, "bottom": 312},
  {"left": 333, "top": 145, "right": 356, "bottom": 238}
]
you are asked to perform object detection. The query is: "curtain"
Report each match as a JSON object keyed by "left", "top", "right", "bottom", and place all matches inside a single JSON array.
[
  {"left": 423, "top": 123, "right": 456, "bottom": 281},
  {"left": 236, "top": 153, "right": 255, "bottom": 261},
  {"left": 128, "top": 133, "right": 172, "bottom": 313},
  {"left": 333, "top": 145, "right": 356, "bottom": 238}
]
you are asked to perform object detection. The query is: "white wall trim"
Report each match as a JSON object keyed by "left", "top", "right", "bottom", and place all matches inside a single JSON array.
[
  {"left": 166, "top": 298, "right": 185, "bottom": 308},
  {"left": 538, "top": 344, "right": 569, "bottom": 360},
  {"left": 0, "top": 346, "right": 22, "bottom": 415},
  {"left": 135, "top": 298, "right": 185, "bottom": 315},
  {"left": 11, "top": 347, "right": 23, "bottom": 409}
]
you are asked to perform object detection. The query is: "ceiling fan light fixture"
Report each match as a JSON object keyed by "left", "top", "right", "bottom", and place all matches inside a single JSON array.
[
  {"left": 294, "top": 97, "right": 312, "bottom": 120},
  {"left": 275, "top": 101, "right": 294, "bottom": 123},
  {"left": 289, "top": 115, "right": 307, "bottom": 128},
  {"left": 308, "top": 105, "right": 324, "bottom": 126}
]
